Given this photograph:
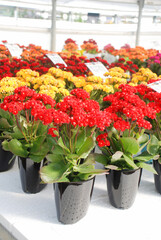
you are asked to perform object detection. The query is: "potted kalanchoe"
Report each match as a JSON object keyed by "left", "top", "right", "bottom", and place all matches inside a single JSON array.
[
  {"left": 0, "top": 108, "right": 16, "bottom": 172},
  {"left": 88, "top": 84, "right": 159, "bottom": 209},
  {"left": 39, "top": 88, "right": 111, "bottom": 224},
  {"left": 0, "top": 86, "right": 56, "bottom": 193},
  {"left": 134, "top": 82, "right": 161, "bottom": 194}
]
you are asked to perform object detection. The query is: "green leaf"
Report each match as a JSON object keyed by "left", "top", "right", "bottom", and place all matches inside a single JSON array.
[
  {"left": 57, "top": 137, "right": 70, "bottom": 153},
  {"left": 51, "top": 144, "right": 66, "bottom": 155},
  {"left": 0, "top": 109, "right": 11, "bottom": 119},
  {"left": 11, "top": 126, "right": 24, "bottom": 138},
  {"left": 86, "top": 153, "right": 108, "bottom": 165},
  {"left": 111, "top": 151, "right": 123, "bottom": 161},
  {"left": 74, "top": 164, "right": 107, "bottom": 175},
  {"left": 0, "top": 118, "right": 11, "bottom": 129},
  {"left": 75, "top": 128, "right": 86, "bottom": 152},
  {"left": 29, "top": 154, "right": 45, "bottom": 163},
  {"left": 2, "top": 140, "right": 10, "bottom": 151},
  {"left": 77, "top": 136, "right": 95, "bottom": 159},
  {"left": 36, "top": 122, "right": 48, "bottom": 135},
  {"left": 136, "top": 162, "right": 157, "bottom": 174},
  {"left": 46, "top": 153, "right": 65, "bottom": 162},
  {"left": 137, "top": 134, "right": 149, "bottom": 145},
  {"left": 106, "top": 164, "right": 118, "bottom": 170},
  {"left": 147, "top": 135, "right": 159, "bottom": 155},
  {"left": 30, "top": 136, "right": 46, "bottom": 154},
  {"left": 134, "top": 151, "right": 157, "bottom": 162},
  {"left": 40, "top": 159, "right": 70, "bottom": 183},
  {"left": 120, "top": 137, "right": 139, "bottom": 154},
  {"left": 123, "top": 154, "right": 138, "bottom": 169},
  {"left": 7, "top": 139, "right": 28, "bottom": 158}
]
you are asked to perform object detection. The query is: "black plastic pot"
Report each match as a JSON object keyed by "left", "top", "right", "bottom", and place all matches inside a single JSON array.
[
  {"left": 54, "top": 177, "right": 95, "bottom": 224},
  {"left": 106, "top": 168, "right": 142, "bottom": 209},
  {"left": 18, "top": 157, "right": 46, "bottom": 194},
  {"left": 0, "top": 141, "right": 15, "bottom": 172},
  {"left": 153, "top": 160, "right": 161, "bottom": 194}
]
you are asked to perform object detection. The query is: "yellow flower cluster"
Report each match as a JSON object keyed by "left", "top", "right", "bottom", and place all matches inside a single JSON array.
[
  {"left": 16, "top": 69, "right": 39, "bottom": 85},
  {"left": 86, "top": 76, "right": 103, "bottom": 84},
  {"left": 32, "top": 74, "right": 65, "bottom": 90},
  {"left": 103, "top": 67, "right": 130, "bottom": 90},
  {"left": 0, "top": 77, "right": 29, "bottom": 99},
  {"left": 48, "top": 67, "right": 73, "bottom": 80},
  {"left": 131, "top": 68, "right": 157, "bottom": 85},
  {"left": 39, "top": 85, "right": 69, "bottom": 99}
]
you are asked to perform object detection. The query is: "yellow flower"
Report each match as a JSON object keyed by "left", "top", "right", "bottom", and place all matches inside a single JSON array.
[
  {"left": 58, "top": 88, "right": 70, "bottom": 96},
  {"left": 109, "top": 67, "right": 124, "bottom": 73},
  {"left": 102, "top": 85, "right": 114, "bottom": 93},
  {"left": 87, "top": 76, "right": 103, "bottom": 84},
  {"left": 83, "top": 85, "right": 94, "bottom": 93}
]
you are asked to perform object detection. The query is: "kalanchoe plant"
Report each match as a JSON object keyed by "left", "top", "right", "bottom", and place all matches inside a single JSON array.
[
  {"left": 89, "top": 84, "right": 159, "bottom": 173},
  {"left": 40, "top": 88, "right": 111, "bottom": 183},
  {"left": 0, "top": 86, "right": 56, "bottom": 162},
  {"left": 134, "top": 83, "right": 161, "bottom": 161}
]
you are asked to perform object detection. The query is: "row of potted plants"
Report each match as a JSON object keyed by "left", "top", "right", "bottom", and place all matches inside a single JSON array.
[
  {"left": 0, "top": 82, "right": 161, "bottom": 224},
  {"left": 0, "top": 40, "right": 161, "bottom": 225}
]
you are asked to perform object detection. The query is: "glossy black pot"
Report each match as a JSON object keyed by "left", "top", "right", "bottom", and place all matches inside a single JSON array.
[
  {"left": 106, "top": 168, "right": 142, "bottom": 209},
  {"left": 54, "top": 177, "right": 95, "bottom": 224},
  {"left": 18, "top": 157, "right": 46, "bottom": 194},
  {"left": 153, "top": 160, "right": 161, "bottom": 194},
  {"left": 0, "top": 141, "right": 15, "bottom": 172}
]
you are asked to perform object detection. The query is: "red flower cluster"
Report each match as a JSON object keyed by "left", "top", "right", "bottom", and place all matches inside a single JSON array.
[
  {"left": 0, "top": 86, "right": 56, "bottom": 118},
  {"left": 109, "top": 58, "right": 138, "bottom": 74},
  {"left": 103, "top": 84, "right": 156, "bottom": 131},
  {"left": 56, "top": 89, "right": 111, "bottom": 130},
  {"left": 65, "top": 38, "right": 77, "bottom": 44},
  {"left": 96, "top": 133, "right": 110, "bottom": 147}
]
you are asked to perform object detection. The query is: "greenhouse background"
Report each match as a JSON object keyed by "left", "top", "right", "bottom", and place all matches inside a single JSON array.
[
  {"left": 1, "top": 1, "right": 161, "bottom": 240},
  {"left": 0, "top": 0, "right": 161, "bottom": 50}
]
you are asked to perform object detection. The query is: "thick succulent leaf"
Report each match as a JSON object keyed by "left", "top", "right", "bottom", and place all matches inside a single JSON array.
[
  {"left": 120, "top": 137, "right": 139, "bottom": 154},
  {"left": 51, "top": 144, "right": 66, "bottom": 155},
  {"left": 147, "top": 135, "right": 159, "bottom": 155},
  {"left": 74, "top": 164, "right": 108, "bottom": 175},
  {"left": 2, "top": 140, "right": 10, "bottom": 151},
  {"left": 57, "top": 137, "right": 70, "bottom": 153},
  {"left": 30, "top": 136, "right": 46, "bottom": 154},
  {"left": 75, "top": 128, "right": 86, "bottom": 152},
  {"left": 123, "top": 154, "right": 138, "bottom": 169},
  {"left": 111, "top": 151, "right": 123, "bottom": 161},
  {"left": 0, "top": 109, "right": 11, "bottom": 119},
  {"left": 29, "top": 154, "right": 45, "bottom": 163},
  {"left": 8, "top": 139, "right": 28, "bottom": 158},
  {"left": 134, "top": 151, "right": 159, "bottom": 162},
  {"left": 40, "top": 160, "right": 70, "bottom": 183},
  {"left": 46, "top": 153, "right": 65, "bottom": 162},
  {"left": 0, "top": 118, "right": 11, "bottom": 129},
  {"left": 137, "top": 134, "right": 149, "bottom": 145},
  {"left": 136, "top": 162, "right": 157, "bottom": 174},
  {"left": 36, "top": 122, "right": 48, "bottom": 135},
  {"left": 106, "top": 164, "right": 118, "bottom": 170},
  {"left": 11, "top": 126, "right": 24, "bottom": 138},
  {"left": 86, "top": 153, "right": 108, "bottom": 165},
  {"left": 77, "top": 136, "right": 95, "bottom": 159}
]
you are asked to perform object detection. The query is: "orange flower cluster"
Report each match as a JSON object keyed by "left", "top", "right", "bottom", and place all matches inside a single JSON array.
[
  {"left": 0, "top": 44, "right": 10, "bottom": 59},
  {"left": 81, "top": 42, "right": 99, "bottom": 54},
  {"left": 64, "top": 42, "right": 78, "bottom": 52},
  {"left": 111, "top": 46, "right": 158, "bottom": 61},
  {"left": 21, "top": 44, "right": 53, "bottom": 61}
]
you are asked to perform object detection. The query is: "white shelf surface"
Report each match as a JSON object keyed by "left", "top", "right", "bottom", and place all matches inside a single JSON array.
[{"left": 0, "top": 161, "right": 160, "bottom": 240}]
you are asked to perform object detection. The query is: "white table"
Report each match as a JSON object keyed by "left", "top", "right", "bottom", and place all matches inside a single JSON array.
[{"left": 0, "top": 161, "right": 160, "bottom": 240}]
